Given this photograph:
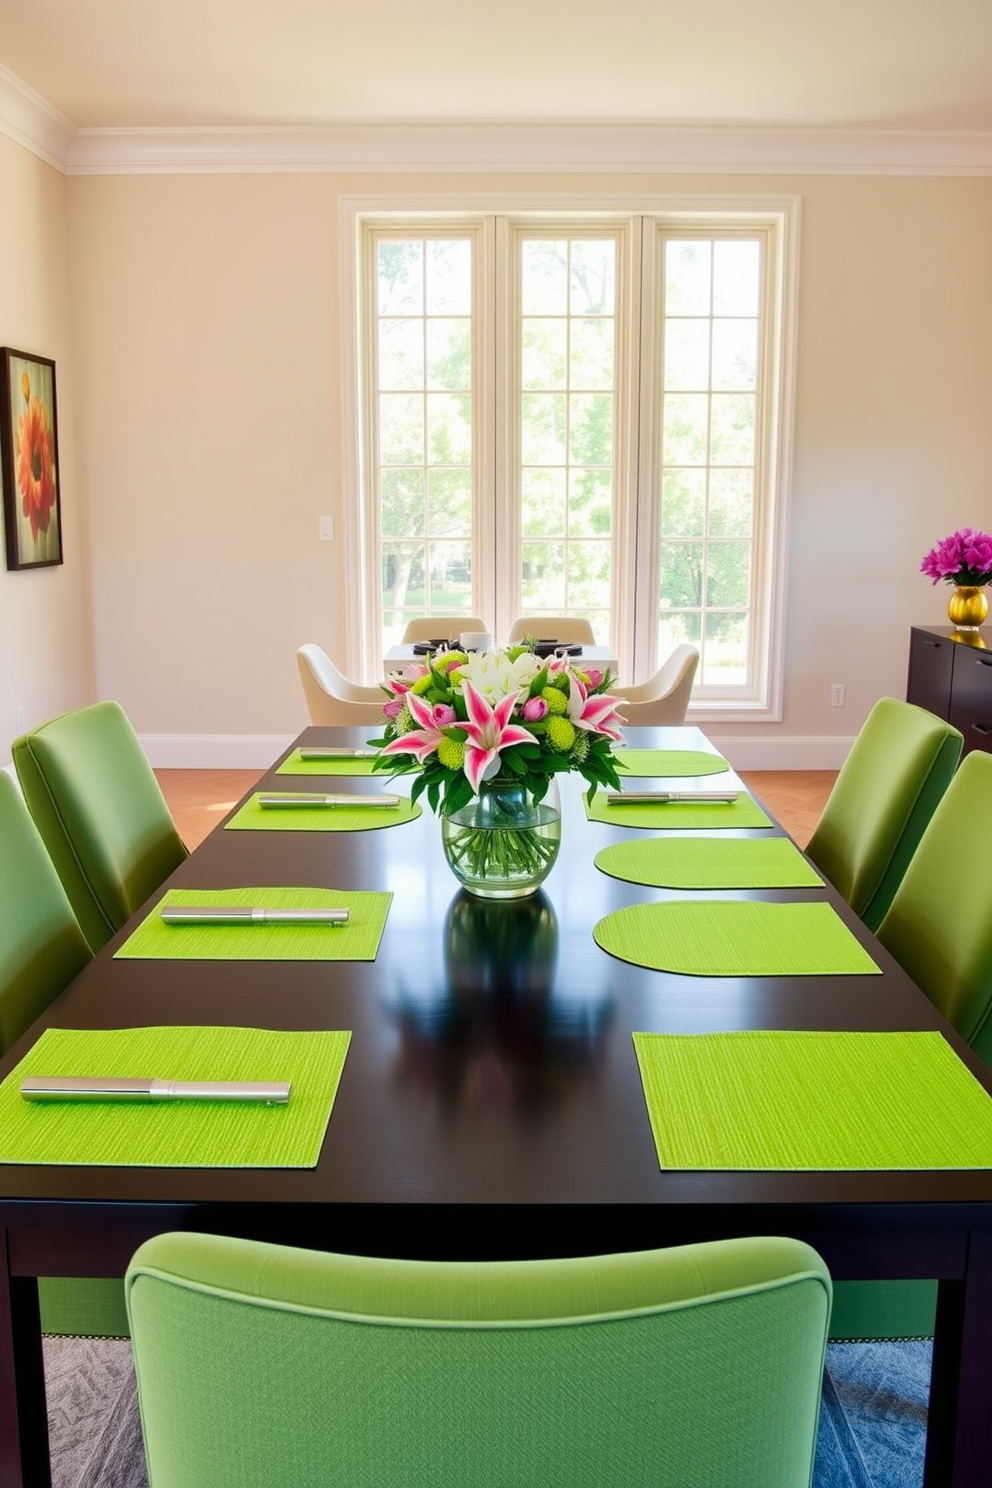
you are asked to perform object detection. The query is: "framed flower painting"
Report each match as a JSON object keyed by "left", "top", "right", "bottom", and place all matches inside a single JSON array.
[{"left": 0, "top": 348, "right": 63, "bottom": 570}]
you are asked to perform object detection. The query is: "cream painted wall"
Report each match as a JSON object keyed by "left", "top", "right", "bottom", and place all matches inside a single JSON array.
[
  {"left": 65, "top": 168, "right": 992, "bottom": 767},
  {"left": 0, "top": 135, "right": 92, "bottom": 767},
  {"left": 67, "top": 173, "right": 341, "bottom": 763},
  {"left": 715, "top": 171, "right": 992, "bottom": 760}
]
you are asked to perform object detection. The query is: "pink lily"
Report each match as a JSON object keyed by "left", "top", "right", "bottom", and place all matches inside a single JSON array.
[
  {"left": 566, "top": 675, "right": 626, "bottom": 741},
  {"left": 379, "top": 690, "right": 448, "bottom": 763},
  {"left": 460, "top": 680, "right": 538, "bottom": 790},
  {"left": 382, "top": 663, "right": 429, "bottom": 701}
]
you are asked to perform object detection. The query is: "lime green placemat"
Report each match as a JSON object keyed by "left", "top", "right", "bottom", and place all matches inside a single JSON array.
[
  {"left": 633, "top": 1030, "right": 992, "bottom": 1170},
  {"left": 277, "top": 750, "right": 378, "bottom": 777},
  {"left": 226, "top": 793, "right": 421, "bottom": 832},
  {"left": 115, "top": 888, "right": 391, "bottom": 961},
  {"left": 614, "top": 749, "right": 730, "bottom": 778},
  {"left": 594, "top": 837, "right": 824, "bottom": 889},
  {"left": 585, "top": 793, "right": 771, "bottom": 830},
  {"left": 593, "top": 900, "right": 880, "bottom": 976},
  {"left": 0, "top": 1025, "right": 350, "bottom": 1168}
]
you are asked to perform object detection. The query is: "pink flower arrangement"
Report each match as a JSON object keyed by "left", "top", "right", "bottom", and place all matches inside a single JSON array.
[
  {"left": 370, "top": 644, "right": 626, "bottom": 816},
  {"left": 920, "top": 528, "right": 992, "bottom": 587}
]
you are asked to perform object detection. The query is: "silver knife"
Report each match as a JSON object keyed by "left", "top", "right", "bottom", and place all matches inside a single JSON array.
[
  {"left": 20, "top": 1076, "right": 291, "bottom": 1103},
  {"left": 257, "top": 793, "right": 399, "bottom": 808},
  {"left": 297, "top": 748, "right": 379, "bottom": 760},
  {"left": 605, "top": 790, "right": 740, "bottom": 804},
  {"left": 160, "top": 906, "right": 349, "bottom": 925}
]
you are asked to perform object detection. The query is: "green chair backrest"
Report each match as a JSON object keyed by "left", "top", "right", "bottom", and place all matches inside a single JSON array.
[
  {"left": 0, "top": 770, "right": 127, "bottom": 1337},
  {"left": 0, "top": 769, "right": 91, "bottom": 1055},
  {"left": 878, "top": 749, "right": 992, "bottom": 1067},
  {"left": 127, "top": 1232, "right": 831, "bottom": 1488},
  {"left": 13, "top": 701, "right": 187, "bottom": 952},
  {"left": 805, "top": 697, "right": 962, "bottom": 931}
]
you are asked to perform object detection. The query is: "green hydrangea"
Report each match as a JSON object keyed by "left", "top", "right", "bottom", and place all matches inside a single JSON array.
[
  {"left": 570, "top": 729, "right": 590, "bottom": 762},
  {"left": 437, "top": 737, "right": 466, "bottom": 770},
  {"left": 546, "top": 716, "right": 576, "bottom": 752}
]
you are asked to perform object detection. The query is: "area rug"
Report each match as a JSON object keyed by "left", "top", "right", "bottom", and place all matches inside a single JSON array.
[{"left": 43, "top": 1336, "right": 930, "bottom": 1488}]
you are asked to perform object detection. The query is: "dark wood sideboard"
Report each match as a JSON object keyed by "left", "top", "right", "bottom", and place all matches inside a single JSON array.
[{"left": 907, "top": 625, "right": 992, "bottom": 755}]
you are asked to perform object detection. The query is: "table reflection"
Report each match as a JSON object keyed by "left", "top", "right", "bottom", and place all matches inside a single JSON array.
[{"left": 386, "top": 890, "right": 614, "bottom": 1115}]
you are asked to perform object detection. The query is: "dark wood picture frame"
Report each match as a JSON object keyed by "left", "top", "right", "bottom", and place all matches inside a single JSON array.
[{"left": 0, "top": 347, "right": 63, "bottom": 570}]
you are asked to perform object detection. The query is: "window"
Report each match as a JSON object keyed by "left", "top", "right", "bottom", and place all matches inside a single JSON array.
[
  {"left": 516, "top": 234, "right": 619, "bottom": 644},
  {"left": 655, "top": 235, "right": 764, "bottom": 693},
  {"left": 348, "top": 200, "right": 797, "bottom": 714}
]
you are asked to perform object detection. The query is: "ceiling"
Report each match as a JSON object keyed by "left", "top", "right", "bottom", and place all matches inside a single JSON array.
[{"left": 2, "top": 0, "right": 992, "bottom": 133}]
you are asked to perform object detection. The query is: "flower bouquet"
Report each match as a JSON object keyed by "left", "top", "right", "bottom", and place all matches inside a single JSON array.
[
  {"left": 920, "top": 528, "right": 992, "bottom": 629},
  {"left": 370, "top": 646, "right": 626, "bottom": 897},
  {"left": 920, "top": 528, "right": 992, "bottom": 588}
]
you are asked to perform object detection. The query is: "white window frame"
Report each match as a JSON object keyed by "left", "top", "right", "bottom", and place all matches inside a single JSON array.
[{"left": 341, "top": 193, "right": 800, "bottom": 720}]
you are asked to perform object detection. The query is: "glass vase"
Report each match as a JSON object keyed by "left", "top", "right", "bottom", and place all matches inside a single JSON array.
[
  {"left": 947, "top": 585, "right": 989, "bottom": 630},
  {"left": 440, "top": 778, "right": 561, "bottom": 900}
]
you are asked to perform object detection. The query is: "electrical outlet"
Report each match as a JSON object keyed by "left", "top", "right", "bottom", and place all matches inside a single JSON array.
[
  {"left": 14, "top": 705, "right": 25, "bottom": 733},
  {"left": 318, "top": 515, "right": 334, "bottom": 542},
  {"left": 831, "top": 684, "right": 846, "bottom": 708}
]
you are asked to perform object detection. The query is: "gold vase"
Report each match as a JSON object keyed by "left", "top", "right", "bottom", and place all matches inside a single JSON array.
[{"left": 947, "top": 585, "right": 989, "bottom": 631}]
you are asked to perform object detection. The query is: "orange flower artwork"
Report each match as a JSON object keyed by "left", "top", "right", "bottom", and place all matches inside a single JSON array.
[
  {"left": 2, "top": 348, "right": 62, "bottom": 570},
  {"left": 16, "top": 395, "right": 57, "bottom": 541}
]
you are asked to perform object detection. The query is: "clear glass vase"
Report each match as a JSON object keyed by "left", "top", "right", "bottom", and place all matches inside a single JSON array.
[{"left": 440, "top": 778, "right": 561, "bottom": 900}]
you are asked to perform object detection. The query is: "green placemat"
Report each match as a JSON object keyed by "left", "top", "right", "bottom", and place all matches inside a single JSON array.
[
  {"left": 115, "top": 888, "right": 391, "bottom": 961},
  {"left": 614, "top": 749, "right": 730, "bottom": 778},
  {"left": 585, "top": 793, "right": 771, "bottom": 830},
  {"left": 0, "top": 1025, "right": 350, "bottom": 1168},
  {"left": 633, "top": 1030, "right": 992, "bottom": 1170},
  {"left": 594, "top": 836, "right": 824, "bottom": 889},
  {"left": 276, "top": 750, "right": 379, "bottom": 777},
  {"left": 226, "top": 792, "right": 421, "bottom": 832},
  {"left": 593, "top": 900, "right": 879, "bottom": 976}
]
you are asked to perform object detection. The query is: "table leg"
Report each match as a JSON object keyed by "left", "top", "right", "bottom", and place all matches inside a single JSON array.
[
  {"left": 0, "top": 1232, "right": 50, "bottom": 1488},
  {"left": 925, "top": 1226, "right": 992, "bottom": 1488}
]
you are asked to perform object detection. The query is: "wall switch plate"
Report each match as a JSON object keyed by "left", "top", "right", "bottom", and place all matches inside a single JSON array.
[
  {"left": 831, "top": 683, "right": 846, "bottom": 708},
  {"left": 318, "top": 516, "right": 334, "bottom": 542},
  {"left": 14, "top": 705, "right": 25, "bottom": 733}
]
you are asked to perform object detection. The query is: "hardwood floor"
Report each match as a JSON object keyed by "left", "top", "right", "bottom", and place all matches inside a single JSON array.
[
  {"left": 154, "top": 770, "right": 263, "bottom": 850},
  {"left": 739, "top": 771, "right": 837, "bottom": 849},
  {"left": 155, "top": 768, "right": 837, "bottom": 851}
]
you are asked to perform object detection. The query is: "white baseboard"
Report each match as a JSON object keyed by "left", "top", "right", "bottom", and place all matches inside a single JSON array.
[
  {"left": 707, "top": 734, "right": 854, "bottom": 770},
  {"left": 139, "top": 734, "right": 296, "bottom": 769},
  {"left": 137, "top": 731, "right": 853, "bottom": 772}
]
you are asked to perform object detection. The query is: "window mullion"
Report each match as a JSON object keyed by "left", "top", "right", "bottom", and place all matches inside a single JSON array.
[
  {"left": 491, "top": 215, "right": 515, "bottom": 642},
  {"left": 630, "top": 216, "right": 660, "bottom": 686}
]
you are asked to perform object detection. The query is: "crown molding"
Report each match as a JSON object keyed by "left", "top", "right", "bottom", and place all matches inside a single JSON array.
[
  {"left": 64, "top": 122, "right": 992, "bottom": 176},
  {"left": 0, "top": 62, "right": 75, "bottom": 170},
  {"left": 3, "top": 64, "right": 992, "bottom": 178}
]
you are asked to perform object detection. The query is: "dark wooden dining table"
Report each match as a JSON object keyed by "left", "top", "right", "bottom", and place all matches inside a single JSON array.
[{"left": 2, "top": 724, "right": 992, "bottom": 1487}]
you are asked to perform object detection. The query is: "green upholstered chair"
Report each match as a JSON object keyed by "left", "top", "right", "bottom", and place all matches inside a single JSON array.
[
  {"left": 804, "top": 696, "right": 962, "bottom": 932},
  {"left": 0, "top": 770, "right": 129, "bottom": 1337},
  {"left": 0, "top": 770, "right": 90, "bottom": 1054},
  {"left": 878, "top": 748, "right": 992, "bottom": 1064},
  {"left": 830, "top": 748, "right": 992, "bottom": 1344},
  {"left": 12, "top": 700, "right": 187, "bottom": 953},
  {"left": 127, "top": 1231, "right": 831, "bottom": 1488}
]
